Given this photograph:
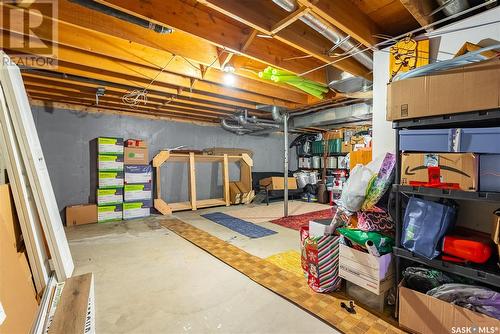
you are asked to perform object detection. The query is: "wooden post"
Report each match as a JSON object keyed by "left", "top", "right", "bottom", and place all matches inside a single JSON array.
[
  {"left": 223, "top": 154, "right": 230, "bottom": 206},
  {"left": 189, "top": 152, "right": 197, "bottom": 210}
]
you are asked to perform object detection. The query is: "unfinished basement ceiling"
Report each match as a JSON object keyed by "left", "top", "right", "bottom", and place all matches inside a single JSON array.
[{"left": 0, "top": 0, "right": 464, "bottom": 129}]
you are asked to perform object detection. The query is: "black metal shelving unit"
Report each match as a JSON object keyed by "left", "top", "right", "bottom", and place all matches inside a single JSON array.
[{"left": 392, "top": 109, "right": 500, "bottom": 292}]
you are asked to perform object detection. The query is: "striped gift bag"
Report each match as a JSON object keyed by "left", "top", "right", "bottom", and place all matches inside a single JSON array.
[{"left": 300, "top": 226, "right": 342, "bottom": 293}]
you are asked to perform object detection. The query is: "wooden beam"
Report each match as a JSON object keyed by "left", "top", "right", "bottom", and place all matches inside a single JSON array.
[
  {"left": 192, "top": 0, "right": 371, "bottom": 78},
  {"left": 189, "top": 153, "right": 197, "bottom": 210},
  {"left": 21, "top": 72, "right": 262, "bottom": 112},
  {"left": 223, "top": 154, "right": 230, "bottom": 206},
  {"left": 240, "top": 29, "right": 258, "bottom": 53},
  {"left": 271, "top": 6, "right": 309, "bottom": 35},
  {"left": 400, "top": 0, "right": 435, "bottom": 27},
  {"left": 29, "top": 99, "right": 217, "bottom": 126},
  {"left": 96, "top": 0, "right": 327, "bottom": 84},
  {"left": 296, "top": 0, "right": 382, "bottom": 47},
  {"left": 2, "top": 40, "right": 303, "bottom": 108},
  {"left": 0, "top": 6, "right": 309, "bottom": 105}
]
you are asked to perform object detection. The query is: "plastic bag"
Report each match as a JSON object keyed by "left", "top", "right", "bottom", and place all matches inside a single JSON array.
[
  {"left": 337, "top": 228, "right": 394, "bottom": 254},
  {"left": 338, "top": 164, "right": 376, "bottom": 212},
  {"left": 427, "top": 284, "right": 500, "bottom": 319},
  {"left": 402, "top": 267, "right": 454, "bottom": 293}
]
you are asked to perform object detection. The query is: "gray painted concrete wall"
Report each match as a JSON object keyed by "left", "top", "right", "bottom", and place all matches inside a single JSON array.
[{"left": 31, "top": 105, "right": 294, "bottom": 212}]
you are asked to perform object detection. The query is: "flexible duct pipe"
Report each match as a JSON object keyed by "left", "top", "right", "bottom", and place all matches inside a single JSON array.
[
  {"left": 220, "top": 119, "right": 253, "bottom": 135},
  {"left": 272, "top": 0, "right": 373, "bottom": 70}
]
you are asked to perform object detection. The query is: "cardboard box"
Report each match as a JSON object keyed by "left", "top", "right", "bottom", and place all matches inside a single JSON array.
[
  {"left": 349, "top": 148, "right": 372, "bottom": 170},
  {"left": 339, "top": 244, "right": 393, "bottom": 295},
  {"left": 401, "top": 153, "right": 478, "bottom": 191},
  {"left": 124, "top": 183, "right": 152, "bottom": 202},
  {"left": 97, "top": 154, "right": 124, "bottom": 171},
  {"left": 259, "top": 177, "right": 297, "bottom": 190},
  {"left": 0, "top": 185, "right": 38, "bottom": 334},
  {"left": 97, "top": 204, "right": 123, "bottom": 223},
  {"left": 309, "top": 219, "right": 331, "bottom": 238},
  {"left": 124, "top": 147, "right": 149, "bottom": 165},
  {"left": 399, "top": 284, "right": 500, "bottom": 334},
  {"left": 123, "top": 201, "right": 151, "bottom": 220},
  {"left": 97, "top": 137, "right": 124, "bottom": 154},
  {"left": 387, "top": 58, "right": 500, "bottom": 121},
  {"left": 97, "top": 188, "right": 123, "bottom": 205},
  {"left": 66, "top": 204, "right": 98, "bottom": 226},
  {"left": 492, "top": 211, "right": 500, "bottom": 261},
  {"left": 124, "top": 165, "right": 152, "bottom": 184},
  {"left": 341, "top": 142, "right": 352, "bottom": 153},
  {"left": 480, "top": 154, "right": 500, "bottom": 192},
  {"left": 98, "top": 171, "right": 124, "bottom": 188},
  {"left": 125, "top": 138, "right": 148, "bottom": 148},
  {"left": 229, "top": 182, "right": 241, "bottom": 204},
  {"left": 323, "top": 129, "right": 343, "bottom": 140}
]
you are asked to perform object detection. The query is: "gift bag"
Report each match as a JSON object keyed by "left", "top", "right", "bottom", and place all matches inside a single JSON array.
[{"left": 300, "top": 226, "right": 342, "bottom": 292}]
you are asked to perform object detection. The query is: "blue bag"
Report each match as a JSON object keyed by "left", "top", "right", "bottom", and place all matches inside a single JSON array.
[{"left": 402, "top": 197, "right": 457, "bottom": 259}]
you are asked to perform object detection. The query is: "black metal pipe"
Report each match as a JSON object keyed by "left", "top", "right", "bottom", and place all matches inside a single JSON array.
[{"left": 69, "top": 0, "right": 173, "bottom": 34}]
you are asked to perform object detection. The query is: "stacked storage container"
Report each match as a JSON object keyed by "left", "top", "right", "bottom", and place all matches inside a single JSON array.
[
  {"left": 123, "top": 139, "right": 152, "bottom": 220},
  {"left": 97, "top": 137, "right": 124, "bottom": 222}
]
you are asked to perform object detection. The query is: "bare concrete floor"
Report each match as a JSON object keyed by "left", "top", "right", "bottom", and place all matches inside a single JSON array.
[{"left": 66, "top": 201, "right": 339, "bottom": 334}]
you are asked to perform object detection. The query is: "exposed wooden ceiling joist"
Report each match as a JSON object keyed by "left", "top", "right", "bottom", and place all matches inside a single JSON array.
[
  {"left": 194, "top": 0, "right": 371, "bottom": 78},
  {"left": 94, "top": 0, "right": 328, "bottom": 83},
  {"left": 30, "top": 98, "right": 218, "bottom": 125},
  {"left": 3, "top": 32, "right": 304, "bottom": 109},
  {"left": 297, "top": 0, "right": 383, "bottom": 47},
  {"left": 399, "top": 0, "right": 435, "bottom": 28}
]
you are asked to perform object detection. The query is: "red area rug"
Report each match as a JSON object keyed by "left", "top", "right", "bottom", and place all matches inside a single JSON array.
[{"left": 270, "top": 207, "right": 336, "bottom": 231}]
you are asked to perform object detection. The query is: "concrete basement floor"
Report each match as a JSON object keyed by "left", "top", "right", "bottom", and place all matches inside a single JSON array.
[{"left": 66, "top": 201, "right": 340, "bottom": 334}]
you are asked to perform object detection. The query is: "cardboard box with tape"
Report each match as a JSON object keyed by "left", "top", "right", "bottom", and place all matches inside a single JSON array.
[
  {"left": 124, "top": 147, "right": 149, "bottom": 165},
  {"left": 401, "top": 153, "right": 478, "bottom": 191},
  {"left": 124, "top": 183, "right": 152, "bottom": 202},
  {"left": 123, "top": 201, "right": 151, "bottom": 220},
  {"left": 97, "top": 137, "right": 124, "bottom": 155},
  {"left": 259, "top": 177, "right": 297, "bottom": 190},
  {"left": 97, "top": 188, "right": 123, "bottom": 205},
  {"left": 98, "top": 204, "right": 123, "bottom": 223},
  {"left": 387, "top": 58, "right": 500, "bottom": 121}
]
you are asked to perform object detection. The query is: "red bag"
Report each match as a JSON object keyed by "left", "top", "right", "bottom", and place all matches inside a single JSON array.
[{"left": 300, "top": 226, "right": 342, "bottom": 293}]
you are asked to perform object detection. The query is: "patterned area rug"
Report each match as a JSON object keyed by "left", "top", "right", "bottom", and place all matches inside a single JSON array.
[
  {"left": 161, "top": 218, "right": 403, "bottom": 334},
  {"left": 270, "top": 207, "right": 336, "bottom": 231},
  {"left": 265, "top": 250, "right": 303, "bottom": 277}
]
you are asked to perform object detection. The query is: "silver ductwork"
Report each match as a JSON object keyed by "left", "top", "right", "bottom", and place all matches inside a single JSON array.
[
  {"left": 291, "top": 102, "right": 373, "bottom": 128},
  {"left": 220, "top": 110, "right": 281, "bottom": 136},
  {"left": 326, "top": 66, "right": 373, "bottom": 93},
  {"left": 272, "top": 0, "right": 373, "bottom": 70}
]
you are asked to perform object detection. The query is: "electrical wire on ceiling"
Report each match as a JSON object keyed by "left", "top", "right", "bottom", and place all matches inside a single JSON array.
[
  {"left": 121, "top": 48, "right": 225, "bottom": 108},
  {"left": 297, "top": 0, "right": 498, "bottom": 77},
  {"left": 122, "top": 54, "right": 176, "bottom": 107}
]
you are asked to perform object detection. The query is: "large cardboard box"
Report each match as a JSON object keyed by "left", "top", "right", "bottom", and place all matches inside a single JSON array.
[
  {"left": 387, "top": 59, "right": 500, "bottom": 121},
  {"left": 0, "top": 184, "right": 38, "bottom": 334},
  {"left": 97, "top": 188, "right": 123, "bottom": 206},
  {"left": 97, "top": 137, "right": 124, "bottom": 154},
  {"left": 124, "top": 147, "right": 149, "bottom": 165},
  {"left": 259, "top": 177, "right": 297, "bottom": 190},
  {"left": 399, "top": 284, "right": 500, "bottom": 334},
  {"left": 229, "top": 182, "right": 242, "bottom": 204},
  {"left": 124, "top": 165, "right": 152, "bottom": 184},
  {"left": 123, "top": 201, "right": 151, "bottom": 220},
  {"left": 97, "top": 204, "right": 123, "bottom": 223},
  {"left": 124, "top": 183, "right": 152, "bottom": 202},
  {"left": 492, "top": 211, "right": 500, "bottom": 262},
  {"left": 401, "top": 153, "right": 478, "bottom": 191},
  {"left": 98, "top": 171, "right": 124, "bottom": 188},
  {"left": 339, "top": 244, "right": 393, "bottom": 295},
  {"left": 97, "top": 154, "right": 124, "bottom": 171},
  {"left": 66, "top": 204, "right": 98, "bottom": 226}
]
